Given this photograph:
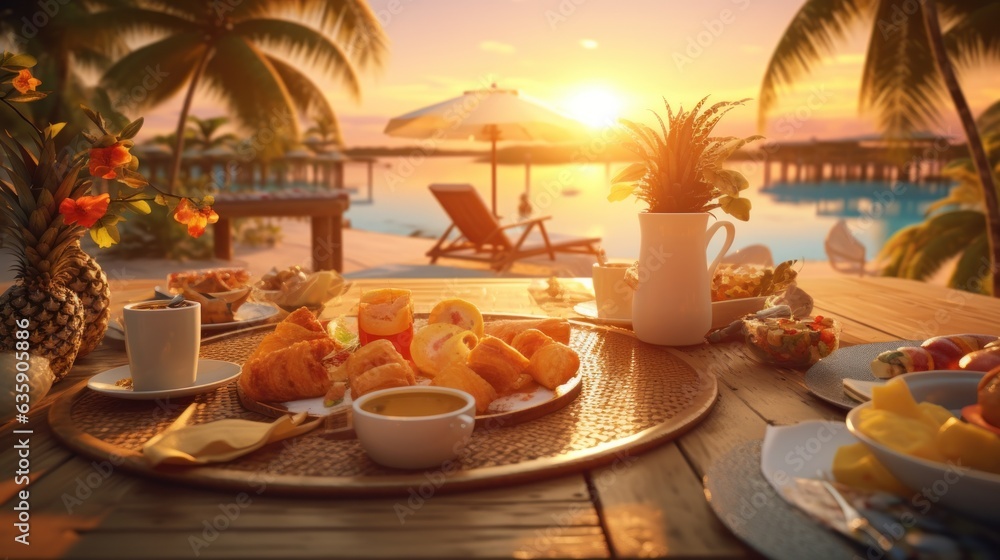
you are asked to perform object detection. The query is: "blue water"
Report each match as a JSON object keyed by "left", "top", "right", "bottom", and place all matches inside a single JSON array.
[{"left": 236, "top": 156, "right": 954, "bottom": 263}]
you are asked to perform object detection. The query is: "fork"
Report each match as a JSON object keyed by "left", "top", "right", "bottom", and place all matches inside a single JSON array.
[{"left": 817, "top": 475, "right": 894, "bottom": 553}]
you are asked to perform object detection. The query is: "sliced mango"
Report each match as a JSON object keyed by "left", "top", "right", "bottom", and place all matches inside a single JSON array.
[
  {"left": 917, "top": 402, "right": 955, "bottom": 430},
  {"left": 871, "top": 378, "right": 923, "bottom": 420},
  {"left": 935, "top": 417, "right": 1000, "bottom": 475},
  {"left": 857, "top": 408, "right": 940, "bottom": 459},
  {"left": 833, "top": 442, "right": 911, "bottom": 495}
]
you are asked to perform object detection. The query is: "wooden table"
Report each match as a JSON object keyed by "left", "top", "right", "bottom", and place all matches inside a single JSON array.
[
  {"left": 3, "top": 276, "right": 999, "bottom": 559},
  {"left": 211, "top": 192, "right": 350, "bottom": 272}
]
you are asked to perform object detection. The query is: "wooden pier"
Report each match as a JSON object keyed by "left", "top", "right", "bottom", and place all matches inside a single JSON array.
[{"left": 754, "top": 133, "right": 966, "bottom": 185}]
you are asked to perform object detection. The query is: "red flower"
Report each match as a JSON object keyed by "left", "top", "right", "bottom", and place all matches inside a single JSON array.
[
  {"left": 89, "top": 143, "right": 133, "bottom": 180},
  {"left": 12, "top": 69, "right": 41, "bottom": 94},
  {"left": 59, "top": 193, "right": 110, "bottom": 228},
  {"left": 172, "top": 198, "right": 219, "bottom": 238}
]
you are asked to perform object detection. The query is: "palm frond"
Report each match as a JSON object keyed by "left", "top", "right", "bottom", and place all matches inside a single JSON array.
[
  {"left": 943, "top": 3, "right": 1000, "bottom": 70},
  {"left": 200, "top": 36, "right": 301, "bottom": 142},
  {"left": 948, "top": 232, "right": 991, "bottom": 294},
  {"left": 859, "top": 0, "right": 946, "bottom": 137},
  {"left": 100, "top": 33, "right": 205, "bottom": 110},
  {"left": 758, "top": 0, "right": 866, "bottom": 130},
  {"left": 976, "top": 99, "right": 1000, "bottom": 134},
  {"left": 233, "top": 18, "right": 362, "bottom": 100},
  {"left": 266, "top": 55, "right": 340, "bottom": 142}
]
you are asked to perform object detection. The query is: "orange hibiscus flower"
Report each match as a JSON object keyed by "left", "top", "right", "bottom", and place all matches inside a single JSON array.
[
  {"left": 172, "top": 198, "right": 219, "bottom": 238},
  {"left": 89, "top": 143, "right": 133, "bottom": 180},
  {"left": 12, "top": 69, "right": 41, "bottom": 94},
  {"left": 59, "top": 193, "right": 111, "bottom": 228}
]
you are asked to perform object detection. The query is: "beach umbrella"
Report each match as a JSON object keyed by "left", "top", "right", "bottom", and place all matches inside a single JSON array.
[{"left": 384, "top": 84, "right": 587, "bottom": 216}]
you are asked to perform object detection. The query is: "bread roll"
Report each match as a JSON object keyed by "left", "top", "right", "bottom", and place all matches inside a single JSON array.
[
  {"left": 526, "top": 342, "right": 580, "bottom": 390},
  {"left": 432, "top": 363, "right": 497, "bottom": 414}
]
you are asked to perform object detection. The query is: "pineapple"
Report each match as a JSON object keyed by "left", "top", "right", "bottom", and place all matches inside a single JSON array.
[
  {"left": 609, "top": 97, "right": 763, "bottom": 220},
  {"left": 0, "top": 125, "right": 91, "bottom": 382},
  {"left": 65, "top": 241, "right": 110, "bottom": 357}
]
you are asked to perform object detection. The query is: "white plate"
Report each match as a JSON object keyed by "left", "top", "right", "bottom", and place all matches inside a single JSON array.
[
  {"left": 104, "top": 303, "right": 278, "bottom": 340},
  {"left": 572, "top": 297, "right": 767, "bottom": 330},
  {"left": 87, "top": 359, "right": 242, "bottom": 400},
  {"left": 572, "top": 301, "right": 631, "bottom": 327},
  {"left": 760, "top": 421, "right": 858, "bottom": 494}
]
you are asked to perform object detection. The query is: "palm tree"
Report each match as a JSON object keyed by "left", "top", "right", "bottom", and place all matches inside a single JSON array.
[
  {"left": 186, "top": 116, "right": 237, "bottom": 151},
  {"left": 94, "top": 0, "right": 387, "bottom": 190},
  {"left": 759, "top": 0, "right": 1000, "bottom": 295},
  {"left": 878, "top": 104, "right": 1000, "bottom": 292},
  {"left": 305, "top": 113, "right": 341, "bottom": 149}
]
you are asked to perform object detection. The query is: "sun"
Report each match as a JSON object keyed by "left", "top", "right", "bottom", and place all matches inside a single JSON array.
[{"left": 565, "top": 88, "right": 622, "bottom": 129}]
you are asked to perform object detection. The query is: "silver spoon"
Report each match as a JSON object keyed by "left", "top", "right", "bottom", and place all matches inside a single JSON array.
[{"left": 166, "top": 294, "right": 185, "bottom": 308}]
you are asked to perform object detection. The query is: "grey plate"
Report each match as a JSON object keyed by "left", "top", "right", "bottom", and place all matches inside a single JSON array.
[
  {"left": 704, "top": 440, "right": 858, "bottom": 560},
  {"left": 804, "top": 340, "right": 920, "bottom": 410}
]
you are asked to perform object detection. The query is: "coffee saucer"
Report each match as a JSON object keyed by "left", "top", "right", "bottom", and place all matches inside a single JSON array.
[
  {"left": 572, "top": 300, "right": 632, "bottom": 327},
  {"left": 87, "top": 360, "right": 242, "bottom": 400}
]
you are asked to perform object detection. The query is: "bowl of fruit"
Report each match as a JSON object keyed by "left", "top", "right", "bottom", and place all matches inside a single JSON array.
[
  {"left": 743, "top": 315, "right": 841, "bottom": 368},
  {"left": 845, "top": 372, "right": 1000, "bottom": 524}
]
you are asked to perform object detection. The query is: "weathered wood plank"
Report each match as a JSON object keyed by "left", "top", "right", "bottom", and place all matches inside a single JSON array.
[
  {"left": 68, "top": 527, "right": 610, "bottom": 559},
  {"left": 592, "top": 441, "right": 748, "bottom": 559}
]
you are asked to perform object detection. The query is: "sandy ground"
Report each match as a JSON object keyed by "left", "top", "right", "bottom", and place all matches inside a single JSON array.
[{"left": 0, "top": 218, "right": 843, "bottom": 284}]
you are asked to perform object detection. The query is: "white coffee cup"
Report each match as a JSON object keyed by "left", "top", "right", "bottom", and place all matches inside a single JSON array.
[
  {"left": 123, "top": 300, "right": 201, "bottom": 392},
  {"left": 592, "top": 262, "right": 634, "bottom": 320},
  {"left": 352, "top": 386, "right": 475, "bottom": 469}
]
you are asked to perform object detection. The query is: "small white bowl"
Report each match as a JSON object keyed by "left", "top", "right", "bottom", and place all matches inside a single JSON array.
[
  {"left": 352, "top": 386, "right": 475, "bottom": 470},
  {"left": 845, "top": 370, "right": 1000, "bottom": 523},
  {"left": 711, "top": 296, "right": 766, "bottom": 329}
]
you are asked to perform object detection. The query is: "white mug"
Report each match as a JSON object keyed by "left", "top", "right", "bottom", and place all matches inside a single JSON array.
[
  {"left": 352, "top": 386, "right": 475, "bottom": 469},
  {"left": 123, "top": 300, "right": 201, "bottom": 392},
  {"left": 592, "top": 262, "right": 634, "bottom": 320}
]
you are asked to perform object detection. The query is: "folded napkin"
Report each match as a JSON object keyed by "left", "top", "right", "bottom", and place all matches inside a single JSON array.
[{"left": 143, "top": 404, "right": 321, "bottom": 467}]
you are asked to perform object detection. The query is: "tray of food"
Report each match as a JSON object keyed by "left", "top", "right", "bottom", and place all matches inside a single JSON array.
[{"left": 236, "top": 289, "right": 584, "bottom": 432}]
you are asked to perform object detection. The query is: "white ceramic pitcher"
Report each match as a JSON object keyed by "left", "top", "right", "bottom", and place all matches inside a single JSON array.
[{"left": 631, "top": 212, "right": 735, "bottom": 346}]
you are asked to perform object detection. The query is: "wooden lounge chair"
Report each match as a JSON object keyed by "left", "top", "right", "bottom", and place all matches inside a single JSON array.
[{"left": 427, "top": 184, "right": 602, "bottom": 271}]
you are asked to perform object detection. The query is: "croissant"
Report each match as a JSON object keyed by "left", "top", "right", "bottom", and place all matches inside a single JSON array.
[
  {"left": 341, "top": 339, "right": 416, "bottom": 398},
  {"left": 483, "top": 318, "right": 570, "bottom": 345},
  {"left": 510, "top": 329, "right": 553, "bottom": 359},
  {"left": 247, "top": 307, "right": 328, "bottom": 364},
  {"left": 239, "top": 337, "right": 337, "bottom": 402},
  {"left": 467, "top": 336, "right": 530, "bottom": 395}
]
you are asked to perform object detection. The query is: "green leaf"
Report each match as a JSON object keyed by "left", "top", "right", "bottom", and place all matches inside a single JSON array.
[
  {"left": 5, "top": 91, "right": 47, "bottom": 103},
  {"left": 45, "top": 123, "right": 67, "bottom": 139},
  {"left": 707, "top": 168, "right": 750, "bottom": 196},
  {"left": 718, "top": 195, "right": 751, "bottom": 221},
  {"left": 154, "top": 194, "right": 168, "bottom": 206},
  {"left": 607, "top": 183, "right": 636, "bottom": 203},
  {"left": 118, "top": 117, "right": 144, "bottom": 140},
  {"left": 1, "top": 54, "right": 38, "bottom": 69},
  {"left": 116, "top": 169, "right": 148, "bottom": 189},
  {"left": 90, "top": 224, "right": 120, "bottom": 248},
  {"left": 611, "top": 162, "right": 647, "bottom": 185},
  {"left": 124, "top": 199, "right": 151, "bottom": 215}
]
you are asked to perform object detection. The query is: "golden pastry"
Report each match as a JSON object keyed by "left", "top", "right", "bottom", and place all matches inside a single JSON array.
[
  {"left": 350, "top": 362, "right": 415, "bottom": 398},
  {"left": 510, "top": 329, "right": 553, "bottom": 359},
  {"left": 410, "top": 323, "right": 478, "bottom": 377},
  {"left": 483, "top": 318, "right": 570, "bottom": 345},
  {"left": 431, "top": 363, "right": 497, "bottom": 414},
  {"left": 526, "top": 342, "right": 580, "bottom": 390},
  {"left": 467, "top": 336, "right": 530, "bottom": 395},
  {"left": 339, "top": 339, "right": 416, "bottom": 398},
  {"left": 239, "top": 337, "right": 338, "bottom": 402}
]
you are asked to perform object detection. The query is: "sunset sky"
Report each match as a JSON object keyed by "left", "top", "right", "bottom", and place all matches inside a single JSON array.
[{"left": 143, "top": 0, "right": 1000, "bottom": 147}]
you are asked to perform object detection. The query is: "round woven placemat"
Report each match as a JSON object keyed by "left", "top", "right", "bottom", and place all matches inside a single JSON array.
[{"left": 51, "top": 319, "right": 717, "bottom": 496}]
